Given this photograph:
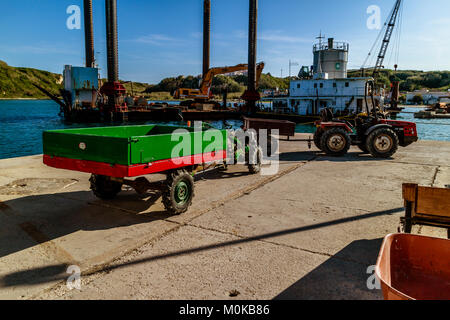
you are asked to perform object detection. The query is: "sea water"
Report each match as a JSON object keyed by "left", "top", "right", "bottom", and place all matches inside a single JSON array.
[{"left": 0, "top": 100, "right": 448, "bottom": 160}]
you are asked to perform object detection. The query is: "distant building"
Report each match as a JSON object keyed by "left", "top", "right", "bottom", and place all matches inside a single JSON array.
[
  {"left": 406, "top": 90, "right": 450, "bottom": 105},
  {"left": 225, "top": 70, "right": 248, "bottom": 76}
]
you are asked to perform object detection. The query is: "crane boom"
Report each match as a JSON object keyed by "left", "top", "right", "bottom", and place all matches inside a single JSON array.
[{"left": 372, "top": 0, "right": 402, "bottom": 79}]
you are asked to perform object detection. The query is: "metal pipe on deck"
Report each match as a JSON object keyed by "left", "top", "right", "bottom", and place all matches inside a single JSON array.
[
  {"left": 203, "top": 0, "right": 211, "bottom": 78},
  {"left": 105, "top": 0, "right": 119, "bottom": 82},
  {"left": 83, "top": 0, "right": 95, "bottom": 68}
]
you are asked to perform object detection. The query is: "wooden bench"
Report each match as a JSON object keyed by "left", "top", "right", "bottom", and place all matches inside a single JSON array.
[{"left": 401, "top": 183, "right": 450, "bottom": 239}]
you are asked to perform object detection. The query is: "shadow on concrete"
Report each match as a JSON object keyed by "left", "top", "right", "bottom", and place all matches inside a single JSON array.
[
  {"left": 196, "top": 169, "right": 253, "bottom": 181},
  {"left": 0, "top": 264, "right": 68, "bottom": 289},
  {"left": 274, "top": 238, "right": 384, "bottom": 300},
  {"left": 279, "top": 151, "right": 391, "bottom": 163},
  {"left": 278, "top": 151, "right": 317, "bottom": 162},
  {"left": 0, "top": 190, "right": 171, "bottom": 259},
  {"left": 0, "top": 165, "right": 271, "bottom": 261},
  {"left": 0, "top": 207, "right": 402, "bottom": 290}
]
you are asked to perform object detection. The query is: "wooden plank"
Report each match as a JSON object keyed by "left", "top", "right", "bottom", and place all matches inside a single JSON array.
[
  {"left": 402, "top": 183, "right": 418, "bottom": 202},
  {"left": 416, "top": 186, "right": 450, "bottom": 218},
  {"left": 413, "top": 217, "right": 450, "bottom": 228}
]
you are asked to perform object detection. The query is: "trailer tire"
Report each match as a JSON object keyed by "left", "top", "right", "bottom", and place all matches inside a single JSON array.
[
  {"left": 320, "top": 128, "right": 351, "bottom": 157},
  {"left": 366, "top": 128, "right": 399, "bottom": 158},
  {"left": 313, "top": 128, "right": 324, "bottom": 150},
  {"left": 90, "top": 174, "right": 122, "bottom": 200},
  {"left": 162, "top": 169, "right": 194, "bottom": 215},
  {"left": 247, "top": 146, "right": 263, "bottom": 174}
]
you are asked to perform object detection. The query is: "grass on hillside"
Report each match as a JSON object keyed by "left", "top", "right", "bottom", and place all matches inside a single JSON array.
[{"left": 0, "top": 60, "right": 63, "bottom": 99}]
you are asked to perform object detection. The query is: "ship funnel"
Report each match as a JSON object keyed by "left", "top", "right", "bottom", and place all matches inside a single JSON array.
[{"left": 328, "top": 38, "right": 334, "bottom": 49}]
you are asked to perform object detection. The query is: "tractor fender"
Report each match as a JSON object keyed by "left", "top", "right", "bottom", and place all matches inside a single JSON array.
[
  {"left": 320, "top": 122, "right": 353, "bottom": 133},
  {"left": 364, "top": 124, "right": 393, "bottom": 137}
]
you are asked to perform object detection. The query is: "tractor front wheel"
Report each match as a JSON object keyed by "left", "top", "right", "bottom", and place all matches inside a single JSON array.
[
  {"left": 366, "top": 128, "right": 399, "bottom": 158},
  {"left": 320, "top": 128, "right": 351, "bottom": 157},
  {"left": 90, "top": 174, "right": 123, "bottom": 200},
  {"left": 162, "top": 169, "right": 195, "bottom": 215}
]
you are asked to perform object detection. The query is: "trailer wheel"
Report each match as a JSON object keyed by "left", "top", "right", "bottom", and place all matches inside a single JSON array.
[
  {"left": 313, "top": 128, "right": 324, "bottom": 150},
  {"left": 366, "top": 128, "right": 399, "bottom": 158},
  {"left": 247, "top": 146, "right": 263, "bottom": 174},
  {"left": 162, "top": 169, "right": 194, "bottom": 215},
  {"left": 320, "top": 128, "right": 351, "bottom": 156},
  {"left": 90, "top": 174, "right": 122, "bottom": 200}
]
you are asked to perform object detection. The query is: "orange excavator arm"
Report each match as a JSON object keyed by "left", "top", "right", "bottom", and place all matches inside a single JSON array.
[
  {"left": 200, "top": 62, "right": 265, "bottom": 96},
  {"left": 174, "top": 62, "right": 265, "bottom": 100},
  {"left": 199, "top": 63, "right": 248, "bottom": 96}
]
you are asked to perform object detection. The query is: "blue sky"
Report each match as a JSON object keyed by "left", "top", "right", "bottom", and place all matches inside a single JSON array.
[{"left": 1, "top": 0, "right": 449, "bottom": 83}]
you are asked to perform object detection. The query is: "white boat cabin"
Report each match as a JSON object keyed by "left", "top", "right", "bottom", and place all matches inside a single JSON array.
[{"left": 269, "top": 77, "right": 381, "bottom": 116}]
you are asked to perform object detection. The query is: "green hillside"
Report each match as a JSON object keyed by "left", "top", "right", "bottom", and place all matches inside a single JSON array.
[
  {"left": 145, "top": 72, "right": 291, "bottom": 97},
  {"left": 0, "top": 61, "right": 63, "bottom": 99},
  {"left": 1, "top": 59, "right": 448, "bottom": 100},
  {"left": 348, "top": 69, "right": 450, "bottom": 92}
]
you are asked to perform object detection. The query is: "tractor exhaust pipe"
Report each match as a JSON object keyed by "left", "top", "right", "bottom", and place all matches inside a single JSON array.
[
  {"left": 83, "top": 0, "right": 95, "bottom": 68},
  {"left": 105, "top": 0, "right": 119, "bottom": 82},
  {"left": 203, "top": 0, "right": 211, "bottom": 78}
]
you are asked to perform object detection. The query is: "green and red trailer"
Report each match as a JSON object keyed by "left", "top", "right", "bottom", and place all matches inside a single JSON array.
[{"left": 43, "top": 124, "right": 261, "bottom": 214}]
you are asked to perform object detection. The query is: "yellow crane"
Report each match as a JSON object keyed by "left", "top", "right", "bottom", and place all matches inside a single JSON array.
[{"left": 174, "top": 62, "right": 265, "bottom": 101}]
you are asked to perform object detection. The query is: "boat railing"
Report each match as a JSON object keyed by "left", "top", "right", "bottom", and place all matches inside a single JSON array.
[{"left": 313, "top": 42, "right": 349, "bottom": 52}]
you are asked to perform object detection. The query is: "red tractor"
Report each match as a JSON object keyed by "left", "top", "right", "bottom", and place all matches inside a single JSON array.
[{"left": 313, "top": 83, "right": 418, "bottom": 158}]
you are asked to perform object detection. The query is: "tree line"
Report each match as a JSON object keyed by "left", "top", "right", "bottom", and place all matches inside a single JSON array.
[
  {"left": 348, "top": 69, "right": 450, "bottom": 92},
  {"left": 145, "top": 73, "right": 291, "bottom": 95}
]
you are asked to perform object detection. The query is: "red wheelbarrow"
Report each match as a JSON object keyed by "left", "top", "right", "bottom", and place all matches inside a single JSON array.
[{"left": 375, "top": 233, "right": 450, "bottom": 300}]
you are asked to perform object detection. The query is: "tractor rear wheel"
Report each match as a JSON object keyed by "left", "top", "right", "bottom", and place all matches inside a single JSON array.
[
  {"left": 320, "top": 128, "right": 351, "bottom": 156},
  {"left": 90, "top": 174, "right": 123, "bottom": 200},
  {"left": 162, "top": 169, "right": 195, "bottom": 215},
  {"left": 366, "top": 128, "right": 399, "bottom": 158}
]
